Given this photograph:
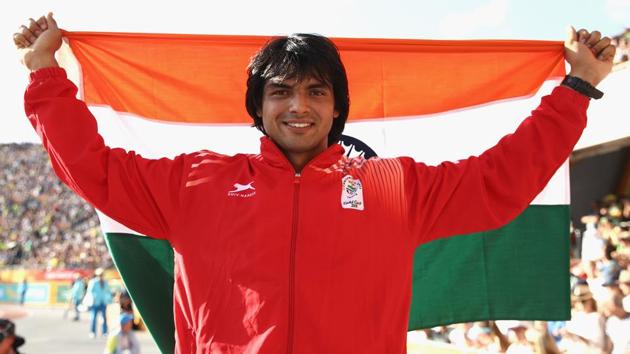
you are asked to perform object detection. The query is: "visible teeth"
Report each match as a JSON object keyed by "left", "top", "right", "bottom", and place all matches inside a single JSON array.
[{"left": 287, "top": 122, "right": 310, "bottom": 128}]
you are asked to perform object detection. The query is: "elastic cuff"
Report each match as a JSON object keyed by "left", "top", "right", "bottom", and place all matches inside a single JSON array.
[{"left": 29, "top": 67, "right": 67, "bottom": 82}]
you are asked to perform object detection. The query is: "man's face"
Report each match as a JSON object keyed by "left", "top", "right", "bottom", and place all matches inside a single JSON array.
[{"left": 258, "top": 76, "right": 338, "bottom": 166}]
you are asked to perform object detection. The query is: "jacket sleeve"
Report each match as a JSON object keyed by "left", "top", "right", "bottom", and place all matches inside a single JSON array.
[
  {"left": 24, "top": 67, "right": 187, "bottom": 240},
  {"left": 403, "top": 86, "right": 589, "bottom": 245}
]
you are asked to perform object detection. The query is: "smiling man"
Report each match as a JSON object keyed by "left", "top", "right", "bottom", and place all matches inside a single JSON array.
[{"left": 14, "top": 13, "right": 616, "bottom": 354}]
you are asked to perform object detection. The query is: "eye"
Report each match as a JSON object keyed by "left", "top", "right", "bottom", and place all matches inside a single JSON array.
[
  {"left": 310, "top": 89, "right": 327, "bottom": 96},
  {"left": 270, "top": 89, "right": 288, "bottom": 96}
]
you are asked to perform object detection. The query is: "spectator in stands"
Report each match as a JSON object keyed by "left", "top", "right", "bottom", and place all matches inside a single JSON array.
[
  {"left": 581, "top": 215, "right": 606, "bottom": 278},
  {"left": 622, "top": 197, "right": 630, "bottom": 219},
  {"left": 563, "top": 284, "right": 608, "bottom": 352},
  {"left": 615, "top": 37, "right": 628, "bottom": 63},
  {"left": 618, "top": 270, "right": 630, "bottom": 312},
  {"left": 466, "top": 321, "right": 503, "bottom": 352},
  {"left": 532, "top": 321, "right": 561, "bottom": 354},
  {"left": 504, "top": 321, "right": 534, "bottom": 354},
  {"left": 447, "top": 322, "right": 474, "bottom": 348},
  {"left": 601, "top": 290, "right": 630, "bottom": 354},
  {"left": 619, "top": 232, "right": 630, "bottom": 260},
  {"left": 598, "top": 243, "right": 622, "bottom": 286},
  {"left": 546, "top": 320, "right": 566, "bottom": 346}
]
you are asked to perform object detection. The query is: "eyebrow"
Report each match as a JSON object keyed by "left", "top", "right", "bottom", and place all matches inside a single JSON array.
[
  {"left": 266, "top": 82, "right": 292, "bottom": 90},
  {"left": 265, "top": 81, "right": 331, "bottom": 90}
]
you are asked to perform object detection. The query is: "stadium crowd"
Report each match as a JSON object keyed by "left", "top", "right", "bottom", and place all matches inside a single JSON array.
[
  {"left": 0, "top": 143, "right": 111, "bottom": 270},
  {"left": 613, "top": 31, "right": 629, "bottom": 65}
]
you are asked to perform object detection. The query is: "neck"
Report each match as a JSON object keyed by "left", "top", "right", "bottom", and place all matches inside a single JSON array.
[
  {"left": 282, "top": 144, "right": 329, "bottom": 173},
  {"left": 264, "top": 137, "right": 331, "bottom": 173},
  {"left": 285, "top": 151, "right": 318, "bottom": 173}
]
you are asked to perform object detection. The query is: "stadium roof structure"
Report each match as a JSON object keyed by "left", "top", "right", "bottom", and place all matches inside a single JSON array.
[{"left": 572, "top": 63, "right": 630, "bottom": 156}]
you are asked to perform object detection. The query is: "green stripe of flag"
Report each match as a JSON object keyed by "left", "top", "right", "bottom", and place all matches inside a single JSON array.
[
  {"left": 104, "top": 233, "right": 175, "bottom": 354},
  {"left": 410, "top": 204, "right": 570, "bottom": 329}
]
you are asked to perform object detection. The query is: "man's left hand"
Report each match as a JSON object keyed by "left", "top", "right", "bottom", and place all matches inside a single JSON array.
[{"left": 564, "top": 27, "right": 616, "bottom": 87}]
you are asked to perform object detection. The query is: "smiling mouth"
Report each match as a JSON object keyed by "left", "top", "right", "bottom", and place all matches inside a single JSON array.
[{"left": 284, "top": 122, "right": 313, "bottom": 128}]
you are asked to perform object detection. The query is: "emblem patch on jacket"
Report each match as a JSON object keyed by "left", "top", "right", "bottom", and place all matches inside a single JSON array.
[{"left": 341, "top": 175, "right": 364, "bottom": 210}]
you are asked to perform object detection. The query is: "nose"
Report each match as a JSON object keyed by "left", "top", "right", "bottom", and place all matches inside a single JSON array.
[{"left": 288, "top": 92, "right": 309, "bottom": 116}]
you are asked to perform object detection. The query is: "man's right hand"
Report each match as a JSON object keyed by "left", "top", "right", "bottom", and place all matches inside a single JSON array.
[{"left": 14, "top": 12, "right": 62, "bottom": 72}]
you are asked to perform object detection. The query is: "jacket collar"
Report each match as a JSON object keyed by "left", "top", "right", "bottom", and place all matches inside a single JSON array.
[{"left": 259, "top": 137, "right": 345, "bottom": 172}]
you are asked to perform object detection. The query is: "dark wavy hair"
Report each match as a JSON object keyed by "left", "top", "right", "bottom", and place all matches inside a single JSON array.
[{"left": 245, "top": 33, "right": 350, "bottom": 145}]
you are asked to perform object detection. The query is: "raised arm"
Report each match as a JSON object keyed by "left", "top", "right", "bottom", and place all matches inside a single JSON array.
[
  {"left": 15, "top": 14, "right": 187, "bottom": 239},
  {"left": 406, "top": 27, "right": 615, "bottom": 244}
]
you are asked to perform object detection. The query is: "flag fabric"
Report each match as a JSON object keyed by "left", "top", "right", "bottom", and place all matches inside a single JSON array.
[{"left": 58, "top": 31, "right": 570, "bottom": 353}]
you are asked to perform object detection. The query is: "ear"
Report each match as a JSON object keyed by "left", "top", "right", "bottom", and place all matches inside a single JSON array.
[
  {"left": 256, "top": 108, "right": 262, "bottom": 118},
  {"left": 333, "top": 109, "right": 339, "bottom": 119}
]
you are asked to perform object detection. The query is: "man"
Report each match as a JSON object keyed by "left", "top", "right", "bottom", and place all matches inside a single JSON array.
[
  {"left": 69, "top": 274, "right": 86, "bottom": 321},
  {"left": 86, "top": 268, "right": 112, "bottom": 338},
  {"left": 0, "top": 319, "right": 25, "bottom": 354},
  {"left": 13, "top": 13, "right": 615, "bottom": 354},
  {"left": 16, "top": 280, "right": 27, "bottom": 307}
]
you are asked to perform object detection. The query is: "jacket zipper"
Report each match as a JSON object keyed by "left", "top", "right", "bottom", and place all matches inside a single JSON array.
[{"left": 287, "top": 173, "right": 301, "bottom": 354}]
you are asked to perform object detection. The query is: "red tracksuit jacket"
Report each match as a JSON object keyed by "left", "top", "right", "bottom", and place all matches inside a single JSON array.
[{"left": 25, "top": 67, "right": 588, "bottom": 353}]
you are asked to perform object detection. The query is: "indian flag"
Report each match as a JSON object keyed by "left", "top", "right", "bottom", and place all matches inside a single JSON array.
[{"left": 58, "top": 32, "right": 570, "bottom": 353}]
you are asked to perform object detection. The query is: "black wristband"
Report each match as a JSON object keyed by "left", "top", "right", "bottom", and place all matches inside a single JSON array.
[{"left": 561, "top": 75, "right": 603, "bottom": 100}]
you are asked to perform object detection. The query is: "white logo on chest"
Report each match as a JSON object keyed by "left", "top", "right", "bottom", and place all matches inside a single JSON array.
[
  {"left": 341, "top": 175, "right": 364, "bottom": 210},
  {"left": 228, "top": 181, "right": 256, "bottom": 198}
]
